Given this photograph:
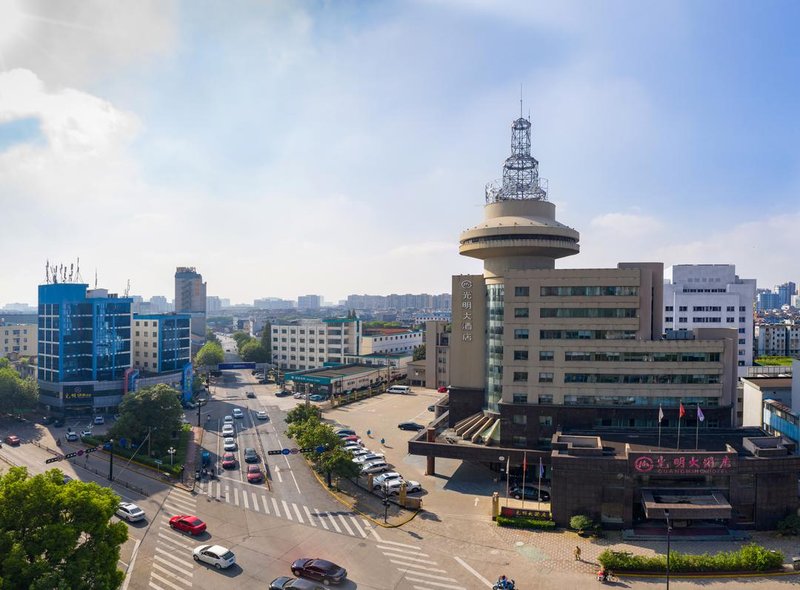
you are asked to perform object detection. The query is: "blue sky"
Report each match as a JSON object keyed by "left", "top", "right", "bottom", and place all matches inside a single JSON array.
[{"left": 0, "top": 0, "right": 798, "bottom": 305}]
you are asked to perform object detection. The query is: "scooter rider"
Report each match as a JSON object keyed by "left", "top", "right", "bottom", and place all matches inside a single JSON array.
[{"left": 495, "top": 575, "right": 514, "bottom": 590}]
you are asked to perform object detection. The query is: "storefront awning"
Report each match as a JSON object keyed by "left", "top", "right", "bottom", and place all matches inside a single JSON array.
[{"left": 641, "top": 490, "right": 732, "bottom": 520}]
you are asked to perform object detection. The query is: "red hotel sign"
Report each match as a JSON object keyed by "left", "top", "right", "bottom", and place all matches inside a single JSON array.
[{"left": 629, "top": 452, "right": 737, "bottom": 475}]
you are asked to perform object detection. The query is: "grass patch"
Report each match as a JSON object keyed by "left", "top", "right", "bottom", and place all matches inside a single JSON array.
[
  {"left": 755, "top": 356, "right": 794, "bottom": 366},
  {"left": 83, "top": 427, "right": 190, "bottom": 477},
  {"left": 598, "top": 543, "right": 784, "bottom": 573}
]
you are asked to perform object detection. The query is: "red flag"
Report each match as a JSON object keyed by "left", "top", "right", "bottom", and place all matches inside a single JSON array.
[
  {"left": 523, "top": 453, "right": 527, "bottom": 473},
  {"left": 679, "top": 403, "right": 686, "bottom": 419}
]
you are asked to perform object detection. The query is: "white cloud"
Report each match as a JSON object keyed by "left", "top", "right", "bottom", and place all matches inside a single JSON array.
[{"left": 589, "top": 212, "right": 664, "bottom": 238}]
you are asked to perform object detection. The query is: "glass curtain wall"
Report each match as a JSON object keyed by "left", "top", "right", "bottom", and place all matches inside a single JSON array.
[{"left": 486, "top": 283, "right": 504, "bottom": 412}]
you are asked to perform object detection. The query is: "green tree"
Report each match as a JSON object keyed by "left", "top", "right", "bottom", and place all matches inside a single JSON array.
[
  {"left": 240, "top": 341, "right": 269, "bottom": 363},
  {"left": 412, "top": 344, "right": 426, "bottom": 361},
  {"left": 286, "top": 417, "right": 360, "bottom": 484},
  {"left": 0, "top": 358, "right": 9, "bottom": 370},
  {"left": 194, "top": 341, "right": 224, "bottom": 368},
  {"left": 204, "top": 328, "right": 220, "bottom": 345},
  {"left": 0, "top": 366, "right": 38, "bottom": 416},
  {"left": 109, "top": 384, "right": 183, "bottom": 455},
  {"left": 285, "top": 404, "right": 321, "bottom": 425},
  {"left": 231, "top": 331, "right": 252, "bottom": 353},
  {"left": 0, "top": 467, "right": 128, "bottom": 589}
]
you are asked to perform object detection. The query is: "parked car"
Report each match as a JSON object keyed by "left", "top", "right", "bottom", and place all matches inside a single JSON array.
[
  {"left": 223, "top": 437, "right": 237, "bottom": 451},
  {"left": 343, "top": 443, "right": 364, "bottom": 453},
  {"left": 193, "top": 544, "right": 236, "bottom": 569},
  {"left": 334, "top": 428, "right": 356, "bottom": 436},
  {"left": 53, "top": 418, "right": 65, "bottom": 427},
  {"left": 427, "top": 405, "right": 435, "bottom": 412},
  {"left": 349, "top": 448, "right": 372, "bottom": 459},
  {"left": 510, "top": 484, "right": 550, "bottom": 501},
  {"left": 93, "top": 416, "right": 105, "bottom": 425},
  {"left": 291, "top": 558, "right": 347, "bottom": 585},
  {"left": 4, "top": 435, "right": 20, "bottom": 446},
  {"left": 223, "top": 415, "right": 233, "bottom": 423},
  {"left": 65, "top": 431, "right": 79, "bottom": 442},
  {"left": 308, "top": 394, "right": 326, "bottom": 402},
  {"left": 397, "top": 422, "right": 424, "bottom": 431},
  {"left": 256, "top": 410, "right": 268, "bottom": 420},
  {"left": 80, "top": 429, "right": 93, "bottom": 438},
  {"left": 275, "top": 390, "right": 292, "bottom": 397},
  {"left": 293, "top": 392, "right": 306, "bottom": 400},
  {"left": 116, "top": 502, "right": 146, "bottom": 522},
  {"left": 352, "top": 453, "right": 385, "bottom": 464},
  {"left": 437, "top": 386, "right": 448, "bottom": 393},
  {"left": 221, "top": 452, "right": 237, "bottom": 469},
  {"left": 269, "top": 576, "right": 325, "bottom": 590},
  {"left": 243, "top": 447, "right": 259, "bottom": 463},
  {"left": 384, "top": 479, "right": 422, "bottom": 495},
  {"left": 42, "top": 415, "right": 55, "bottom": 425},
  {"left": 372, "top": 471, "right": 403, "bottom": 490},
  {"left": 169, "top": 514, "right": 207, "bottom": 535},
  {"left": 360, "top": 460, "right": 389, "bottom": 474},
  {"left": 246, "top": 391, "right": 256, "bottom": 398},
  {"left": 340, "top": 435, "right": 362, "bottom": 444},
  {"left": 246, "top": 464, "right": 264, "bottom": 483},
  {"left": 222, "top": 424, "right": 235, "bottom": 437}
]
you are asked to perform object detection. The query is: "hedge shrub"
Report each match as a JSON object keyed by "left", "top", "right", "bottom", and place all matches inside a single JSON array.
[
  {"left": 598, "top": 544, "right": 784, "bottom": 573},
  {"left": 496, "top": 515, "right": 556, "bottom": 530}
]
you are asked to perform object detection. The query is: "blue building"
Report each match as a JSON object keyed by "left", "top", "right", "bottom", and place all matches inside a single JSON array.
[
  {"left": 132, "top": 313, "right": 191, "bottom": 374},
  {"left": 38, "top": 284, "right": 133, "bottom": 415}
]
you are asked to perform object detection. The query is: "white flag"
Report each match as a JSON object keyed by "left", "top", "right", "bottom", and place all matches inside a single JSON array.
[
  {"left": 658, "top": 405, "right": 664, "bottom": 423},
  {"left": 697, "top": 406, "right": 705, "bottom": 422}
]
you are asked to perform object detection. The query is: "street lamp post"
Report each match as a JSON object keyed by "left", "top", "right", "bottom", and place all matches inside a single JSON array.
[
  {"left": 665, "top": 509, "right": 672, "bottom": 590},
  {"left": 108, "top": 439, "right": 114, "bottom": 482},
  {"left": 168, "top": 446, "right": 176, "bottom": 466}
]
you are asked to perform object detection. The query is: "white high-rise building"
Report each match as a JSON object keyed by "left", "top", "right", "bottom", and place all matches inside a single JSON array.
[{"left": 663, "top": 265, "right": 756, "bottom": 373}]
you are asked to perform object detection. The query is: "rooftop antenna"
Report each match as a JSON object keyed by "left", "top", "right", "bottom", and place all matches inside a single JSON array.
[
  {"left": 45, "top": 260, "right": 50, "bottom": 284},
  {"left": 520, "top": 82, "right": 523, "bottom": 118},
  {"left": 124, "top": 279, "right": 130, "bottom": 298},
  {"left": 75, "top": 257, "right": 83, "bottom": 283},
  {"left": 94, "top": 269, "right": 98, "bottom": 289}
]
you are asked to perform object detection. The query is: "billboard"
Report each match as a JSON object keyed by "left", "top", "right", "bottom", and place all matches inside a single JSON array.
[{"left": 62, "top": 384, "right": 95, "bottom": 404}]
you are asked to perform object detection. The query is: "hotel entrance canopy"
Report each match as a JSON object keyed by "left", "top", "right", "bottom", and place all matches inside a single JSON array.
[{"left": 641, "top": 490, "right": 732, "bottom": 520}]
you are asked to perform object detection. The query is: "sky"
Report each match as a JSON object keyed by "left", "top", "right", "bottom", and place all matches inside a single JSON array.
[{"left": 0, "top": 0, "right": 798, "bottom": 306}]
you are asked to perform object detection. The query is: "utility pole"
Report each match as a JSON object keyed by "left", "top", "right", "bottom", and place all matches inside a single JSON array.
[
  {"left": 665, "top": 509, "right": 672, "bottom": 590},
  {"left": 108, "top": 439, "right": 114, "bottom": 481}
]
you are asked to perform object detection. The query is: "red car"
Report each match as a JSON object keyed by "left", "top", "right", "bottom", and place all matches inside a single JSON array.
[
  {"left": 169, "top": 515, "right": 207, "bottom": 535},
  {"left": 3, "top": 435, "right": 20, "bottom": 446},
  {"left": 246, "top": 464, "right": 263, "bottom": 483},
  {"left": 437, "top": 386, "right": 448, "bottom": 393},
  {"left": 341, "top": 435, "right": 361, "bottom": 444},
  {"left": 221, "top": 452, "right": 237, "bottom": 469}
]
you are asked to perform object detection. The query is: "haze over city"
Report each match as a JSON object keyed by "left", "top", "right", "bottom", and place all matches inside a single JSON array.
[{"left": 1, "top": 0, "right": 798, "bottom": 306}]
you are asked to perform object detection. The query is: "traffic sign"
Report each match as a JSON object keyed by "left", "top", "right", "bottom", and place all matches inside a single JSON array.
[
  {"left": 281, "top": 448, "right": 290, "bottom": 455},
  {"left": 119, "top": 438, "right": 127, "bottom": 448},
  {"left": 154, "top": 459, "right": 163, "bottom": 465},
  {"left": 77, "top": 449, "right": 84, "bottom": 456},
  {"left": 290, "top": 448, "right": 299, "bottom": 455},
  {"left": 315, "top": 445, "right": 325, "bottom": 454}
]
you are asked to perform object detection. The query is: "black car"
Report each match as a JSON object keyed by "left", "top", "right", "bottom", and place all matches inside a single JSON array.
[
  {"left": 510, "top": 485, "right": 550, "bottom": 501},
  {"left": 246, "top": 391, "right": 255, "bottom": 398},
  {"left": 42, "top": 416, "right": 55, "bottom": 425},
  {"left": 398, "top": 422, "right": 424, "bottom": 431},
  {"left": 291, "top": 558, "right": 347, "bottom": 585},
  {"left": 53, "top": 418, "right": 65, "bottom": 427},
  {"left": 269, "top": 577, "right": 324, "bottom": 590},
  {"left": 275, "top": 390, "right": 292, "bottom": 397}
]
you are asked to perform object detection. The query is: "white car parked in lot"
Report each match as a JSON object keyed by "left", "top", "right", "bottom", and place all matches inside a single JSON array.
[
  {"left": 232, "top": 408, "right": 243, "bottom": 419},
  {"left": 223, "top": 415, "right": 234, "bottom": 424},
  {"left": 222, "top": 424, "right": 235, "bottom": 437},
  {"left": 384, "top": 479, "right": 422, "bottom": 495},
  {"left": 360, "top": 460, "right": 389, "bottom": 474},
  {"left": 352, "top": 452, "right": 384, "bottom": 464},
  {"left": 193, "top": 544, "right": 236, "bottom": 569},
  {"left": 223, "top": 437, "right": 237, "bottom": 451},
  {"left": 372, "top": 471, "right": 403, "bottom": 490}
]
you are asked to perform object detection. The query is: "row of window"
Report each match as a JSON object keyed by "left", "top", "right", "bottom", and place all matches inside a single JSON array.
[
  {"left": 513, "top": 286, "right": 640, "bottom": 297},
  {"left": 564, "top": 373, "right": 720, "bottom": 384},
  {"left": 538, "top": 330, "right": 638, "bottom": 340},
  {"left": 666, "top": 317, "right": 747, "bottom": 324},
  {"left": 540, "top": 308, "right": 639, "bottom": 319},
  {"left": 508, "top": 394, "right": 720, "bottom": 407},
  {"left": 666, "top": 305, "right": 746, "bottom": 312},
  {"left": 559, "top": 351, "right": 721, "bottom": 362}
]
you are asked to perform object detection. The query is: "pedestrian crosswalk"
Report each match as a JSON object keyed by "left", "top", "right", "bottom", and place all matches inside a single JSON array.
[
  {"left": 196, "top": 479, "right": 372, "bottom": 539},
  {"left": 372, "top": 535, "right": 466, "bottom": 590},
  {"left": 148, "top": 488, "right": 198, "bottom": 590}
]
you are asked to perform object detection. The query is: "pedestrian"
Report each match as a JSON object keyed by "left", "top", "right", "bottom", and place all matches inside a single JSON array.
[
  {"left": 380, "top": 437, "right": 385, "bottom": 446},
  {"left": 574, "top": 545, "right": 581, "bottom": 561},
  {"left": 367, "top": 429, "right": 372, "bottom": 438}
]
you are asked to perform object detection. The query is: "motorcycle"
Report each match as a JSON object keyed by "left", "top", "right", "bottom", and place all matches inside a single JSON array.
[{"left": 492, "top": 580, "right": 515, "bottom": 590}]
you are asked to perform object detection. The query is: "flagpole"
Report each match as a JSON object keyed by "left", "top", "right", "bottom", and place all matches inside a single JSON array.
[
  {"left": 537, "top": 456, "right": 543, "bottom": 509},
  {"left": 676, "top": 400, "right": 682, "bottom": 450},
  {"left": 695, "top": 405, "right": 701, "bottom": 450},
  {"left": 505, "top": 456, "right": 510, "bottom": 507},
  {"left": 658, "top": 404, "right": 663, "bottom": 449},
  {"left": 521, "top": 451, "right": 528, "bottom": 509}
]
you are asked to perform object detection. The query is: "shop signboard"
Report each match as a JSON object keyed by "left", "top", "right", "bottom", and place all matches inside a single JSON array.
[
  {"left": 629, "top": 451, "right": 737, "bottom": 475},
  {"left": 62, "top": 384, "right": 95, "bottom": 404},
  {"left": 500, "top": 506, "right": 552, "bottom": 520}
]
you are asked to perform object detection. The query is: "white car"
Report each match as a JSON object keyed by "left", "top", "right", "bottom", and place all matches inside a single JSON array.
[
  {"left": 232, "top": 408, "right": 243, "bottom": 419},
  {"left": 361, "top": 460, "right": 389, "bottom": 474},
  {"left": 223, "top": 415, "right": 234, "bottom": 424},
  {"left": 256, "top": 410, "right": 268, "bottom": 420},
  {"left": 222, "top": 424, "right": 235, "bottom": 437},
  {"left": 223, "top": 437, "right": 237, "bottom": 451},
  {"left": 350, "top": 449, "right": 373, "bottom": 459},
  {"left": 384, "top": 479, "right": 422, "bottom": 495},
  {"left": 293, "top": 392, "right": 305, "bottom": 399},
  {"left": 193, "top": 544, "right": 236, "bottom": 570},
  {"left": 93, "top": 416, "right": 105, "bottom": 425},
  {"left": 353, "top": 453, "right": 385, "bottom": 464},
  {"left": 372, "top": 471, "right": 403, "bottom": 490},
  {"left": 65, "top": 431, "right": 79, "bottom": 442},
  {"left": 80, "top": 429, "right": 93, "bottom": 438},
  {"left": 116, "top": 502, "right": 145, "bottom": 522},
  {"left": 343, "top": 443, "right": 364, "bottom": 453}
]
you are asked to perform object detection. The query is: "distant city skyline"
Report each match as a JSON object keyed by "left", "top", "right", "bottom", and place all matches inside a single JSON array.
[{"left": 1, "top": 2, "right": 799, "bottom": 305}]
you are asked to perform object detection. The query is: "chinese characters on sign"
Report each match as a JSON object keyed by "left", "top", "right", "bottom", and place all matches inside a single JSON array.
[
  {"left": 500, "top": 506, "right": 552, "bottom": 520},
  {"left": 460, "top": 279, "right": 473, "bottom": 342},
  {"left": 630, "top": 452, "right": 736, "bottom": 475}
]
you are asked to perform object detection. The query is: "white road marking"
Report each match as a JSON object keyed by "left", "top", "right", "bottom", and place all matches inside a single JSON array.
[
  {"left": 120, "top": 539, "right": 141, "bottom": 590},
  {"left": 404, "top": 578, "right": 464, "bottom": 589},
  {"left": 397, "top": 569, "right": 456, "bottom": 581},
  {"left": 292, "top": 502, "right": 304, "bottom": 523},
  {"left": 337, "top": 514, "right": 354, "bottom": 536},
  {"left": 378, "top": 545, "right": 429, "bottom": 556},
  {"left": 153, "top": 554, "right": 193, "bottom": 577},
  {"left": 350, "top": 516, "right": 367, "bottom": 537},
  {"left": 327, "top": 512, "right": 342, "bottom": 532},
  {"left": 303, "top": 505, "right": 316, "bottom": 526},
  {"left": 157, "top": 532, "right": 194, "bottom": 550},
  {"left": 149, "top": 583, "right": 167, "bottom": 590},
  {"left": 390, "top": 560, "right": 446, "bottom": 573},
  {"left": 242, "top": 489, "right": 249, "bottom": 509},
  {"left": 154, "top": 546, "right": 194, "bottom": 567},
  {"left": 314, "top": 508, "right": 329, "bottom": 530},
  {"left": 150, "top": 571, "right": 186, "bottom": 590},
  {"left": 274, "top": 464, "right": 284, "bottom": 483},
  {"left": 374, "top": 539, "right": 419, "bottom": 549},
  {"left": 262, "top": 496, "right": 270, "bottom": 513},
  {"left": 369, "top": 525, "right": 383, "bottom": 542},
  {"left": 272, "top": 497, "right": 280, "bottom": 515},
  {"left": 453, "top": 556, "right": 493, "bottom": 588},
  {"left": 252, "top": 492, "right": 259, "bottom": 511},
  {"left": 282, "top": 499, "right": 293, "bottom": 520},
  {"left": 382, "top": 552, "right": 438, "bottom": 564},
  {"left": 474, "top": 497, "right": 479, "bottom": 506}
]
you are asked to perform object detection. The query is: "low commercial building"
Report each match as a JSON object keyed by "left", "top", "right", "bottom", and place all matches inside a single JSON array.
[
  {"left": 132, "top": 313, "right": 191, "bottom": 374},
  {"left": 1, "top": 323, "right": 36, "bottom": 358},
  {"left": 286, "top": 363, "right": 387, "bottom": 396},
  {"left": 271, "top": 318, "right": 361, "bottom": 371},
  {"left": 755, "top": 322, "right": 800, "bottom": 357}
]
